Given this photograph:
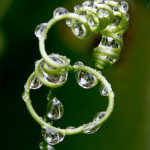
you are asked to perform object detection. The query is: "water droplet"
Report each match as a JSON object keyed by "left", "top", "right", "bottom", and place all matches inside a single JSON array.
[
  {"left": 100, "top": 37, "right": 120, "bottom": 48},
  {"left": 44, "top": 129, "right": 65, "bottom": 145},
  {"left": 74, "top": 5, "right": 81, "bottom": 11},
  {"left": 112, "top": 6, "right": 118, "bottom": 12},
  {"left": 84, "top": 124, "right": 100, "bottom": 134},
  {"left": 125, "top": 13, "right": 130, "bottom": 21},
  {"left": 82, "top": 1, "right": 93, "bottom": 8},
  {"left": 66, "top": 18, "right": 71, "bottom": 27},
  {"left": 74, "top": 61, "right": 84, "bottom": 66},
  {"left": 87, "top": 14, "right": 99, "bottom": 29},
  {"left": 94, "top": 0, "right": 104, "bottom": 6},
  {"left": 100, "top": 84, "right": 108, "bottom": 96},
  {"left": 97, "top": 9, "right": 109, "bottom": 18},
  {"left": 35, "top": 23, "right": 47, "bottom": 38},
  {"left": 93, "top": 111, "right": 106, "bottom": 121},
  {"left": 113, "top": 16, "right": 121, "bottom": 25},
  {"left": 47, "top": 98, "right": 64, "bottom": 120},
  {"left": 53, "top": 7, "right": 68, "bottom": 17},
  {"left": 46, "top": 145, "right": 55, "bottom": 150},
  {"left": 39, "top": 141, "right": 44, "bottom": 149},
  {"left": 71, "top": 21, "right": 86, "bottom": 37},
  {"left": 118, "top": 1, "right": 129, "bottom": 13},
  {"left": 106, "top": 57, "right": 116, "bottom": 63},
  {"left": 75, "top": 71, "right": 98, "bottom": 89},
  {"left": 30, "top": 76, "right": 42, "bottom": 89}
]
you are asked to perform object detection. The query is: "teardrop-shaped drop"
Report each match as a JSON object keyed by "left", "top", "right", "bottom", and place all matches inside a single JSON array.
[
  {"left": 35, "top": 23, "right": 47, "bottom": 38},
  {"left": 83, "top": 124, "right": 100, "bottom": 134},
  {"left": 100, "top": 84, "right": 108, "bottom": 96},
  {"left": 53, "top": 7, "right": 68, "bottom": 17},
  {"left": 47, "top": 98, "right": 64, "bottom": 120},
  {"left": 71, "top": 21, "right": 86, "bottom": 37},
  {"left": 44, "top": 129, "right": 65, "bottom": 145},
  {"left": 118, "top": 1, "right": 129, "bottom": 13},
  {"left": 93, "top": 111, "right": 106, "bottom": 121},
  {"left": 75, "top": 71, "right": 98, "bottom": 89},
  {"left": 30, "top": 76, "right": 42, "bottom": 89}
]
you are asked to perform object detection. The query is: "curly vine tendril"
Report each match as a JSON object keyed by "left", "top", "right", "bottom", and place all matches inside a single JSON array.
[{"left": 22, "top": 0, "right": 129, "bottom": 149}]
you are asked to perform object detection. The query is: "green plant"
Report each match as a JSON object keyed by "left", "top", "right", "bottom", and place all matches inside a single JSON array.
[{"left": 22, "top": 0, "right": 129, "bottom": 149}]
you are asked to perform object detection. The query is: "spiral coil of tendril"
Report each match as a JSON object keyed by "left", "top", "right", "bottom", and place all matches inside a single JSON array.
[{"left": 23, "top": 0, "right": 129, "bottom": 149}]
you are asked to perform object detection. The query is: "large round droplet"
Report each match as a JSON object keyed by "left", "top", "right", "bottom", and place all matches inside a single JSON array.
[
  {"left": 82, "top": 1, "right": 93, "bottom": 8},
  {"left": 53, "top": 7, "right": 68, "bottom": 17},
  {"left": 71, "top": 21, "right": 86, "bottom": 37},
  {"left": 35, "top": 23, "right": 47, "bottom": 38},
  {"left": 44, "top": 129, "right": 65, "bottom": 145},
  {"left": 118, "top": 1, "right": 129, "bottom": 13},
  {"left": 100, "top": 36, "right": 120, "bottom": 48},
  {"left": 30, "top": 76, "right": 42, "bottom": 89},
  {"left": 47, "top": 97, "right": 64, "bottom": 120},
  {"left": 100, "top": 84, "right": 108, "bottom": 96},
  {"left": 75, "top": 70, "right": 98, "bottom": 89},
  {"left": 93, "top": 111, "right": 106, "bottom": 121}
]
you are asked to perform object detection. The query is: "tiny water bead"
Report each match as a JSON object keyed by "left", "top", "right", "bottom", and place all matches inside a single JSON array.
[
  {"left": 118, "top": 1, "right": 129, "bottom": 13},
  {"left": 74, "top": 61, "right": 84, "bottom": 66},
  {"left": 93, "top": 111, "right": 106, "bottom": 121},
  {"left": 100, "top": 84, "right": 108, "bottom": 96},
  {"left": 35, "top": 23, "right": 47, "bottom": 38},
  {"left": 44, "top": 129, "right": 65, "bottom": 145},
  {"left": 75, "top": 70, "right": 98, "bottom": 89},
  {"left": 47, "top": 97, "right": 64, "bottom": 120},
  {"left": 100, "top": 36, "right": 120, "bottom": 48},
  {"left": 71, "top": 21, "right": 86, "bottom": 37},
  {"left": 53, "top": 7, "right": 68, "bottom": 17},
  {"left": 30, "top": 76, "right": 42, "bottom": 89}
]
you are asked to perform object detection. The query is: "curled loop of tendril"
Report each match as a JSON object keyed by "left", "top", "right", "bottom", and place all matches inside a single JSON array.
[{"left": 22, "top": 0, "right": 129, "bottom": 148}]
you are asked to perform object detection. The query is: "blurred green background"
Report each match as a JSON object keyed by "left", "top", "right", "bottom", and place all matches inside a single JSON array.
[{"left": 0, "top": 0, "right": 150, "bottom": 149}]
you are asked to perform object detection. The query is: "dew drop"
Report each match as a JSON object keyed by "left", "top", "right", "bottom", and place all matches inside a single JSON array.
[
  {"left": 100, "top": 84, "right": 108, "bottom": 96},
  {"left": 118, "top": 1, "right": 129, "bottom": 13},
  {"left": 75, "top": 70, "right": 98, "bottom": 89},
  {"left": 47, "top": 97, "right": 64, "bottom": 120},
  {"left": 97, "top": 9, "right": 109, "bottom": 18},
  {"left": 30, "top": 76, "right": 42, "bottom": 89},
  {"left": 82, "top": 1, "right": 93, "bottom": 8},
  {"left": 44, "top": 129, "right": 65, "bottom": 145},
  {"left": 71, "top": 21, "right": 86, "bottom": 37},
  {"left": 74, "top": 5, "right": 81, "bottom": 11},
  {"left": 100, "top": 37, "right": 120, "bottom": 48},
  {"left": 93, "top": 111, "right": 106, "bottom": 121},
  {"left": 84, "top": 124, "right": 100, "bottom": 134},
  {"left": 35, "top": 23, "right": 47, "bottom": 38},
  {"left": 66, "top": 18, "right": 71, "bottom": 27},
  {"left": 53, "top": 7, "right": 68, "bottom": 17},
  {"left": 74, "top": 61, "right": 84, "bottom": 66}
]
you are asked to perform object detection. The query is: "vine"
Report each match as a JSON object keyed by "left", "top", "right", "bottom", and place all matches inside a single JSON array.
[{"left": 22, "top": 0, "right": 129, "bottom": 149}]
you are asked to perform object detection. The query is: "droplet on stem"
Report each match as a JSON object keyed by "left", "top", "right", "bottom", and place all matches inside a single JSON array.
[
  {"left": 30, "top": 76, "right": 42, "bottom": 89},
  {"left": 100, "top": 84, "right": 108, "bottom": 96},
  {"left": 118, "top": 1, "right": 129, "bottom": 13},
  {"left": 53, "top": 7, "right": 68, "bottom": 17},
  {"left": 35, "top": 23, "right": 47, "bottom": 38}
]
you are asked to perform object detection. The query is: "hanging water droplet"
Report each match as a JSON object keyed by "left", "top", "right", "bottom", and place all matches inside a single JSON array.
[
  {"left": 39, "top": 141, "right": 44, "bottom": 149},
  {"left": 118, "top": 1, "right": 129, "bottom": 13},
  {"left": 44, "top": 129, "right": 65, "bottom": 145},
  {"left": 106, "top": 57, "right": 116, "bottom": 63},
  {"left": 53, "top": 7, "right": 68, "bottom": 17},
  {"left": 100, "top": 84, "right": 108, "bottom": 96},
  {"left": 75, "top": 70, "right": 98, "bottom": 89},
  {"left": 74, "top": 5, "right": 81, "bottom": 11},
  {"left": 35, "top": 23, "right": 47, "bottom": 38},
  {"left": 87, "top": 14, "right": 99, "bottom": 29},
  {"left": 97, "top": 9, "right": 109, "bottom": 18},
  {"left": 100, "top": 37, "right": 120, "bottom": 48},
  {"left": 93, "top": 111, "right": 106, "bottom": 121},
  {"left": 74, "top": 61, "right": 84, "bottom": 66},
  {"left": 66, "top": 18, "right": 71, "bottom": 27},
  {"left": 125, "top": 13, "right": 130, "bottom": 21},
  {"left": 84, "top": 123, "right": 100, "bottom": 134},
  {"left": 82, "top": 1, "right": 93, "bottom": 8},
  {"left": 30, "top": 76, "right": 42, "bottom": 89},
  {"left": 47, "top": 97, "right": 64, "bottom": 120},
  {"left": 113, "top": 16, "right": 121, "bottom": 25},
  {"left": 71, "top": 21, "right": 86, "bottom": 37}
]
